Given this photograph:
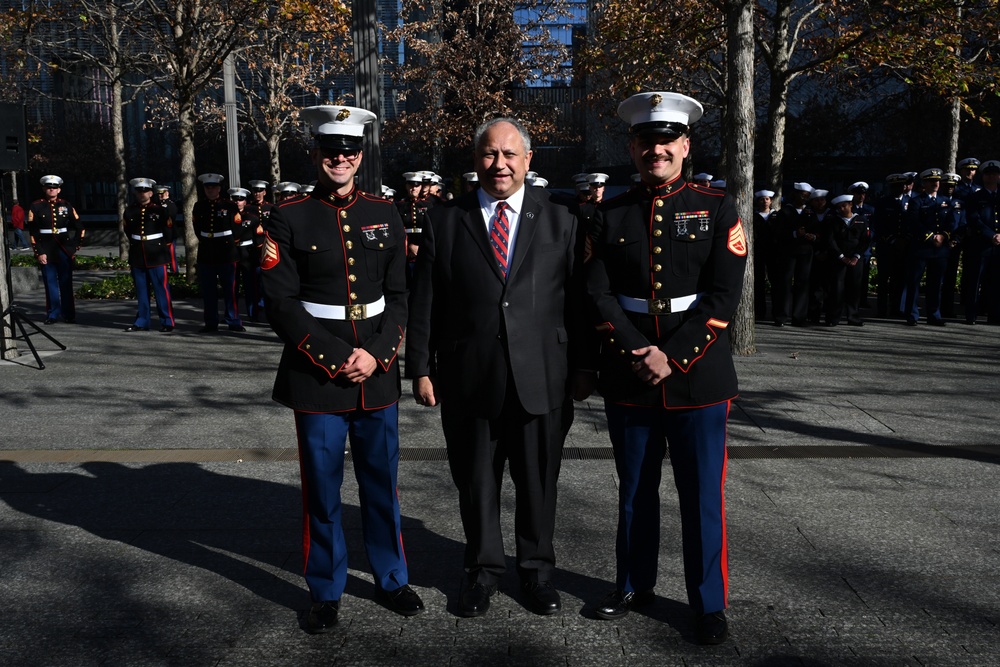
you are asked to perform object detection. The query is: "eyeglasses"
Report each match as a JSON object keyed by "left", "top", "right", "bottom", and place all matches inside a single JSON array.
[{"left": 321, "top": 148, "right": 361, "bottom": 160}]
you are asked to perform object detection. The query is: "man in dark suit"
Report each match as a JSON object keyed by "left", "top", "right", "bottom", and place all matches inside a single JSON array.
[{"left": 406, "top": 117, "right": 586, "bottom": 618}]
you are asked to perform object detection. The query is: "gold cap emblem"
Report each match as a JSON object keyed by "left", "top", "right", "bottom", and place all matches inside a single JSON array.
[
  {"left": 336, "top": 108, "right": 351, "bottom": 121},
  {"left": 650, "top": 94, "right": 662, "bottom": 107}
]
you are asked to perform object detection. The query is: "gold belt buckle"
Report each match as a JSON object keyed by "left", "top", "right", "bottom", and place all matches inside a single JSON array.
[
  {"left": 649, "top": 299, "right": 669, "bottom": 315},
  {"left": 347, "top": 304, "right": 367, "bottom": 320},
  {"left": 141, "top": 235, "right": 149, "bottom": 241}
]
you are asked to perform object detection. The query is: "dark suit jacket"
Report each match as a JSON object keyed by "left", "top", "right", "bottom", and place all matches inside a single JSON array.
[{"left": 406, "top": 186, "right": 585, "bottom": 419}]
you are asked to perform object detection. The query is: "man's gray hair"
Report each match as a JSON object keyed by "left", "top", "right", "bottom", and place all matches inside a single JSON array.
[{"left": 473, "top": 117, "right": 532, "bottom": 153}]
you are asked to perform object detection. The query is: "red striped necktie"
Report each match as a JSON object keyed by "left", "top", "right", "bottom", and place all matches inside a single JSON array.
[{"left": 490, "top": 201, "right": 510, "bottom": 277}]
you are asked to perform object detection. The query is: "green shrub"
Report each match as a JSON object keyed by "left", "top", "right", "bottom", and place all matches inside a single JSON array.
[
  {"left": 76, "top": 272, "right": 202, "bottom": 300},
  {"left": 10, "top": 254, "right": 130, "bottom": 270}
]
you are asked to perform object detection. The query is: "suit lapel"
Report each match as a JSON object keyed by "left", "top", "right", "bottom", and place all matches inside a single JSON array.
[
  {"left": 507, "top": 188, "right": 541, "bottom": 281},
  {"left": 459, "top": 195, "right": 506, "bottom": 282}
]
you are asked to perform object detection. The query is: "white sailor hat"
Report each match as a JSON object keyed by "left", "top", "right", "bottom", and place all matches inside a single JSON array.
[
  {"left": 793, "top": 182, "right": 813, "bottom": 192},
  {"left": 710, "top": 179, "right": 727, "bottom": 189},
  {"left": 129, "top": 177, "right": 156, "bottom": 190},
  {"left": 848, "top": 181, "right": 869, "bottom": 193},
  {"left": 526, "top": 171, "right": 538, "bottom": 181},
  {"left": 532, "top": 177, "right": 549, "bottom": 188},
  {"left": 572, "top": 172, "right": 590, "bottom": 184},
  {"left": 381, "top": 185, "right": 396, "bottom": 197},
  {"left": 301, "top": 104, "right": 376, "bottom": 151},
  {"left": 276, "top": 181, "right": 300, "bottom": 193},
  {"left": 40, "top": 174, "right": 64, "bottom": 187},
  {"left": 588, "top": 173, "right": 609, "bottom": 185},
  {"left": 228, "top": 187, "right": 250, "bottom": 198},
  {"left": 693, "top": 172, "right": 713, "bottom": 182},
  {"left": 617, "top": 91, "right": 704, "bottom": 137},
  {"left": 462, "top": 171, "right": 479, "bottom": 182},
  {"left": 576, "top": 180, "right": 591, "bottom": 192},
  {"left": 248, "top": 180, "right": 269, "bottom": 190},
  {"left": 754, "top": 189, "right": 775, "bottom": 198},
  {"left": 981, "top": 160, "right": 1000, "bottom": 172},
  {"left": 198, "top": 173, "right": 225, "bottom": 185},
  {"left": 958, "top": 157, "right": 980, "bottom": 169},
  {"left": 831, "top": 194, "right": 853, "bottom": 206},
  {"left": 919, "top": 168, "right": 943, "bottom": 181},
  {"left": 809, "top": 189, "right": 829, "bottom": 200},
  {"left": 299, "top": 183, "right": 315, "bottom": 193}
]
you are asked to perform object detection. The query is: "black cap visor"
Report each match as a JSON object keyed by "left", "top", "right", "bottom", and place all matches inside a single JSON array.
[
  {"left": 316, "top": 134, "right": 362, "bottom": 153},
  {"left": 629, "top": 121, "right": 690, "bottom": 139}
]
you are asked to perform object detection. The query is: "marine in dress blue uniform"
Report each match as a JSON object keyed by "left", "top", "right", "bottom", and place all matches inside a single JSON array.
[
  {"left": 27, "top": 175, "right": 85, "bottom": 324},
  {"left": 261, "top": 104, "right": 423, "bottom": 633},
  {"left": 123, "top": 178, "right": 176, "bottom": 332},
  {"left": 192, "top": 173, "right": 244, "bottom": 332},
  {"left": 245, "top": 180, "right": 274, "bottom": 321},
  {"left": 584, "top": 92, "right": 747, "bottom": 645},
  {"left": 903, "top": 168, "right": 960, "bottom": 326}
]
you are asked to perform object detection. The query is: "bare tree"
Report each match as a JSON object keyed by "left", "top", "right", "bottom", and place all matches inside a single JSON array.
[{"left": 135, "top": 0, "right": 259, "bottom": 277}]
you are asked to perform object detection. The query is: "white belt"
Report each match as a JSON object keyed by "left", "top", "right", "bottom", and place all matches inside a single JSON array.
[
  {"left": 616, "top": 293, "right": 701, "bottom": 316},
  {"left": 404, "top": 227, "right": 422, "bottom": 234},
  {"left": 238, "top": 240, "right": 254, "bottom": 246},
  {"left": 131, "top": 233, "right": 164, "bottom": 241},
  {"left": 39, "top": 228, "right": 68, "bottom": 234},
  {"left": 301, "top": 296, "right": 386, "bottom": 321},
  {"left": 200, "top": 230, "right": 233, "bottom": 238}
]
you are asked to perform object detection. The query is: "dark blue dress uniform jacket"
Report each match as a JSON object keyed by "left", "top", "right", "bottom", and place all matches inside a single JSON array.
[
  {"left": 193, "top": 198, "right": 242, "bottom": 265},
  {"left": 27, "top": 197, "right": 82, "bottom": 256},
  {"left": 124, "top": 202, "right": 174, "bottom": 268},
  {"left": 585, "top": 179, "right": 747, "bottom": 408},
  {"left": 262, "top": 186, "right": 407, "bottom": 413}
]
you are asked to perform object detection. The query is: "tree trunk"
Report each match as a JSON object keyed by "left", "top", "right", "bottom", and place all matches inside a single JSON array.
[
  {"left": 179, "top": 97, "right": 199, "bottom": 279},
  {"left": 111, "top": 74, "right": 129, "bottom": 260},
  {"left": 763, "top": 75, "right": 788, "bottom": 205},
  {"left": 946, "top": 96, "right": 960, "bottom": 172},
  {"left": 268, "top": 132, "right": 281, "bottom": 186},
  {"left": 726, "top": 0, "right": 756, "bottom": 356}
]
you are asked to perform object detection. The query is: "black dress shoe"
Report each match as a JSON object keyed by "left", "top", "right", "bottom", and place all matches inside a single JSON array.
[
  {"left": 928, "top": 318, "right": 946, "bottom": 327},
  {"left": 696, "top": 610, "right": 729, "bottom": 645},
  {"left": 522, "top": 580, "right": 561, "bottom": 615},
  {"left": 381, "top": 585, "right": 425, "bottom": 617},
  {"left": 123, "top": 325, "right": 149, "bottom": 332},
  {"left": 44, "top": 318, "right": 56, "bottom": 325},
  {"left": 228, "top": 325, "right": 247, "bottom": 332},
  {"left": 594, "top": 589, "right": 655, "bottom": 620},
  {"left": 905, "top": 319, "right": 918, "bottom": 326},
  {"left": 160, "top": 325, "right": 174, "bottom": 333},
  {"left": 459, "top": 582, "right": 496, "bottom": 617},
  {"left": 305, "top": 600, "right": 339, "bottom": 634},
  {"left": 197, "top": 325, "right": 219, "bottom": 333}
]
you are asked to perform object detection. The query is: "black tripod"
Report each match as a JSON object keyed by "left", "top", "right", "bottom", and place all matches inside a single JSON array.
[{"left": 1, "top": 184, "right": 66, "bottom": 370}]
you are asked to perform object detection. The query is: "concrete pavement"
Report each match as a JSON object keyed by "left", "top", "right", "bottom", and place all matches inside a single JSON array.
[{"left": 1, "top": 263, "right": 998, "bottom": 666}]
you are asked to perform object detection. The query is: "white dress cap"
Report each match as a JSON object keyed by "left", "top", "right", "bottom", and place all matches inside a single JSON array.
[
  {"left": 198, "top": 173, "right": 225, "bottom": 185},
  {"left": 617, "top": 92, "right": 704, "bottom": 135},
  {"left": 40, "top": 174, "right": 64, "bottom": 186},
  {"left": 228, "top": 187, "right": 250, "bottom": 198},
  {"left": 129, "top": 177, "right": 156, "bottom": 189},
  {"left": 588, "top": 173, "right": 609, "bottom": 185}
]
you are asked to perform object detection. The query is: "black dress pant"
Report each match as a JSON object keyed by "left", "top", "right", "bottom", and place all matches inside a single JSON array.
[{"left": 441, "top": 386, "right": 567, "bottom": 586}]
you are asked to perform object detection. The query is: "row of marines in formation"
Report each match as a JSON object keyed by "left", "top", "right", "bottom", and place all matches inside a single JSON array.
[{"left": 752, "top": 159, "right": 1000, "bottom": 328}]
